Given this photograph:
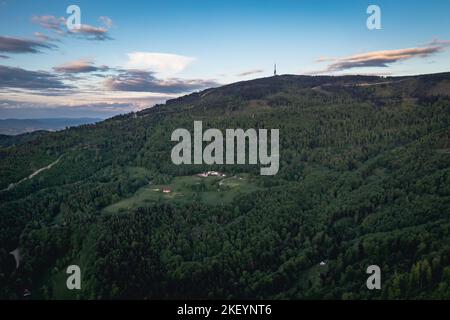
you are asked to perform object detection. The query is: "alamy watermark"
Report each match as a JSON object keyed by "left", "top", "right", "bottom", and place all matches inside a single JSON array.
[
  {"left": 367, "top": 5, "right": 382, "bottom": 30},
  {"left": 171, "top": 121, "right": 279, "bottom": 175},
  {"left": 366, "top": 265, "right": 381, "bottom": 290},
  {"left": 66, "top": 265, "right": 81, "bottom": 290},
  {"left": 66, "top": 5, "right": 81, "bottom": 31}
]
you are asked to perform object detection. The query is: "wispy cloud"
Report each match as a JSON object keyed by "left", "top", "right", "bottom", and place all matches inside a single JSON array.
[
  {"left": 0, "top": 99, "right": 139, "bottom": 118},
  {"left": 31, "top": 15, "right": 66, "bottom": 34},
  {"left": 0, "top": 65, "right": 70, "bottom": 89},
  {"left": 429, "top": 38, "right": 450, "bottom": 46},
  {"left": 31, "top": 15, "right": 113, "bottom": 41},
  {"left": 54, "top": 59, "right": 109, "bottom": 74},
  {"left": 105, "top": 70, "right": 218, "bottom": 93},
  {"left": 0, "top": 35, "right": 56, "bottom": 54},
  {"left": 124, "top": 52, "right": 195, "bottom": 75},
  {"left": 69, "top": 24, "right": 112, "bottom": 41},
  {"left": 314, "top": 40, "right": 450, "bottom": 73},
  {"left": 33, "top": 32, "right": 60, "bottom": 43},
  {"left": 237, "top": 69, "right": 264, "bottom": 77},
  {"left": 99, "top": 16, "right": 113, "bottom": 28}
]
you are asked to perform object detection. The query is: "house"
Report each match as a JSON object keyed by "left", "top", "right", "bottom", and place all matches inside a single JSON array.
[
  {"left": 320, "top": 261, "right": 327, "bottom": 266},
  {"left": 197, "top": 171, "right": 226, "bottom": 178},
  {"left": 162, "top": 188, "right": 172, "bottom": 193}
]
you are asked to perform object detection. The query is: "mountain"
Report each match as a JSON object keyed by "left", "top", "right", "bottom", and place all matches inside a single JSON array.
[
  {"left": 0, "top": 131, "right": 48, "bottom": 148},
  {"left": 0, "top": 73, "right": 449, "bottom": 299},
  {"left": 0, "top": 118, "right": 102, "bottom": 135}
]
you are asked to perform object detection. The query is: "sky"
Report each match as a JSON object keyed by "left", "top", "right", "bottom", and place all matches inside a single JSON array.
[{"left": 1, "top": 0, "right": 450, "bottom": 119}]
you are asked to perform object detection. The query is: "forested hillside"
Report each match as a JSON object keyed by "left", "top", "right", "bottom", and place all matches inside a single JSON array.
[{"left": 1, "top": 73, "right": 449, "bottom": 299}]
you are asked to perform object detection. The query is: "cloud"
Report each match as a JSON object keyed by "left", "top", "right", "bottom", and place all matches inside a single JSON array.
[
  {"left": 237, "top": 69, "right": 264, "bottom": 77},
  {"left": 54, "top": 59, "right": 109, "bottom": 73},
  {"left": 0, "top": 99, "right": 137, "bottom": 118},
  {"left": 0, "top": 54, "right": 9, "bottom": 59},
  {"left": 33, "top": 32, "right": 60, "bottom": 43},
  {"left": 0, "top": 35, "right": 56, "bottom": 53},
  {"left": 0, "top": 96, "right": 172, "bottom": 118},
  {"left": 0, "top": 65, "right": 70, "bottom": 90},
  {"left": 31, "top": 15, "right": 66, "bottom": 34},
  {"left": 32, "top": 15, "right": 113, "bottom": 41},
  {"left": 315, "top": 56, "right": 333, "bottom": 63},
  {"left": 105, "top": 70, "right": 218, "bottom": 93},
  {"left": 68, "top": 24, "right": 112, "bottom": 41},
  {"left": 429, "top": 38, "right": 450, "bottom": 46},
  {"left": 125, "top": 52, "right": 195, "bottom": 75},
  {"left": 316, "top": 41, "right": 450, "bottom": 73},
  {"left": 99, "top": 16, "right": 113, "bottom": 28}
]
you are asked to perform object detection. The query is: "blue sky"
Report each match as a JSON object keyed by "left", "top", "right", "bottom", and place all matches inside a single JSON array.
[{"left": 1, "top": 0, "right": 450, "bottom": 118}]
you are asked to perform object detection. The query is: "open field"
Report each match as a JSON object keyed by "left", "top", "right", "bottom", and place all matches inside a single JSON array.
[{"left": 103, "top": 173, "right": 261, "bottom": 213}]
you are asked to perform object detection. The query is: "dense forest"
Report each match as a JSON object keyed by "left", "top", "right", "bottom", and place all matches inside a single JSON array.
[{"left": 1, "top": 73, "right": 449, "bottom": 299}]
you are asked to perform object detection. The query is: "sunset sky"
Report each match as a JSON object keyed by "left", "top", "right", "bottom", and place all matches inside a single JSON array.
[{"left": 1, "top": 0, "right": 450, "bottom": 118}]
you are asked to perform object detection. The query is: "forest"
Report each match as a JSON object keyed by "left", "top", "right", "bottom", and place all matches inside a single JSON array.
[{"left": 0, "top": 73, "right": 449, "bottom": 299}]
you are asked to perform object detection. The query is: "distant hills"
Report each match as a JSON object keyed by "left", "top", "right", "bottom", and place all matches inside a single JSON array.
[{"left": 0, "top": 118, "right": 102, "bottom": 135}]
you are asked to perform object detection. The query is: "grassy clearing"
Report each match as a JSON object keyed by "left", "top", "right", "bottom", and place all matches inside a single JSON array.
[{"left": 103, "top": 173, "right": 261, "bottom": 213}]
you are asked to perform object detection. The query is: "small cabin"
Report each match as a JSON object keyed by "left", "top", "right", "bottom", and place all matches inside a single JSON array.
[
  {"left": 197, "top": 171, "right": 226, "bottom": 178},
  {"left": 162, "top": 188, "right": 172, "bottom": 194}
]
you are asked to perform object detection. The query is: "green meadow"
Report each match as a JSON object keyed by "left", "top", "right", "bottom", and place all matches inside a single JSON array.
[{"left": 103, "top": 173, "right": 261, "bottom": 213}]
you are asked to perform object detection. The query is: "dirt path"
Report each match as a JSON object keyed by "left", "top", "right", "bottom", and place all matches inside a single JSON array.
[
  {"left": 350, "top": 78, "right": 411, "bottom": 87},
  {"left": 2, "top": 155, "right": 62, "bottom": 192},
  {"left": 9, "top": 248, "right": 20, "bottom": 269}
]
